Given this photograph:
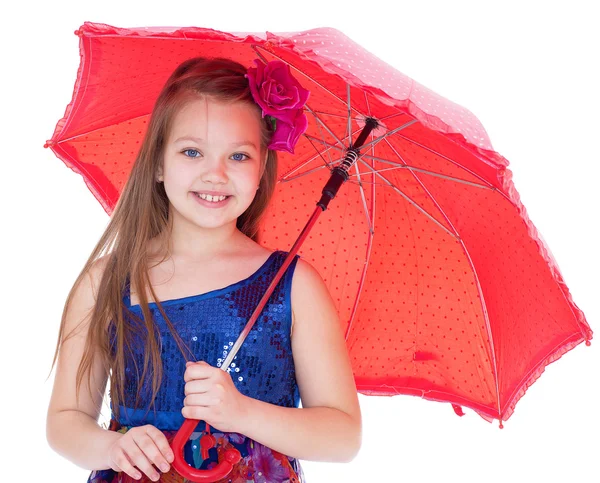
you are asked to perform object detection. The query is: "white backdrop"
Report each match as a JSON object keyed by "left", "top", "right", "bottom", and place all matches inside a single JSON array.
[{"left": 3, "top": 1, "right": 598, "bottom": 481}]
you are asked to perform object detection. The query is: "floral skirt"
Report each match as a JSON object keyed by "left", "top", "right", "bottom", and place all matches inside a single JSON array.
[{"left": 87, "top": 419, "right": 306, "bottom": 483}]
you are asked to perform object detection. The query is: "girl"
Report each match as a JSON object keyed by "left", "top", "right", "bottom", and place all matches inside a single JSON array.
[{"left": 46, "top": 56, "right": 362, "bottom": 483}]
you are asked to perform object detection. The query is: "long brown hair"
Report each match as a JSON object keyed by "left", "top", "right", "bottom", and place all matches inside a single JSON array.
[{"left": 48, "top": 57, "right": 279, "bottom": 421}]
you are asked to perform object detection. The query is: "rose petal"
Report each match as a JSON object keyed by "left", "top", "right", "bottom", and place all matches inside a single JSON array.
[{"left": 268, "top": 110, "right": 308, "bottom": 154}]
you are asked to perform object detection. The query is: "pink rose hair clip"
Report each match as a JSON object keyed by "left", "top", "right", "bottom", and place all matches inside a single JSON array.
[{"left": 245, "top": 59, "right": 310, "bottom": 154}]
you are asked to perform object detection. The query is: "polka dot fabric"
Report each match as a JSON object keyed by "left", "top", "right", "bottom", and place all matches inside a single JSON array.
[{"left": 46, "top": 22, "right": 592, "bottom": 425}]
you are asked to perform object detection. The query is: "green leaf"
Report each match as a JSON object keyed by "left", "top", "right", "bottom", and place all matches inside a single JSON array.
[{"left": 268, "top": 116, "right": 277, "bottom": 130}]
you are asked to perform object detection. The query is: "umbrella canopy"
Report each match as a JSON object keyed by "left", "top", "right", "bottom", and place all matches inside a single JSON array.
[{"left": 45, "top": 21, "right": 592, "bottom": 427}]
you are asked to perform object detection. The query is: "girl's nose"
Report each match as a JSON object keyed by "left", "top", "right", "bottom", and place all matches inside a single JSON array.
[{"left": 201, "top": 157, "right": 228, "bottom": 183}]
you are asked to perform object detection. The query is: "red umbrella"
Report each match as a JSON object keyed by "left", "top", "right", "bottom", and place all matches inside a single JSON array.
[{"left": 45, "top": 21, "right": 592, "bottom": 482}]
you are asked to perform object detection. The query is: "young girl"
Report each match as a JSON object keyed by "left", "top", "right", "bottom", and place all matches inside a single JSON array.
[{"left": 46, "top": 56, "right": 362, "bottom": 482}]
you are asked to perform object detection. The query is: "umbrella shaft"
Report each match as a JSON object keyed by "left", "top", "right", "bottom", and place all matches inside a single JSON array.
[{"left": 317, "top": 118, "right": 377, "bottom": 210}]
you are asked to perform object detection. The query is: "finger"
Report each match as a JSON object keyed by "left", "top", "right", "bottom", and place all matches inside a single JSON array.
[
  {"left": 184, "top": 362, "right": 212, "bottom": 382},
  {"left": 144, "top": 425, "right": 175, "bottom": 467},
  {"left": 184, "top": 379, "right": 212, "bottom": 395},
  {"left": 184, "top": 393, "right": 221, "bottom": 407},
  {"left": 126, "top": 436, "right": 162, "bottom": 481},
  {"left": 111, "top": 448, "right": 143, "bottom": 481},
  {"left": 182, "top": 404, "right": 208, "bottom": 420}
]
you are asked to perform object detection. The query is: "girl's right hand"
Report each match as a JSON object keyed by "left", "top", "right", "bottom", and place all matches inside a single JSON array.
[{"left": 106, "top": 424, "right": 175, "bottom": 481}]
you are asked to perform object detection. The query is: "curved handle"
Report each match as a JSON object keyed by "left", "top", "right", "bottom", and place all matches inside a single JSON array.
[{"left": 171, "top": 418, "right": 241, "bottom": 482}]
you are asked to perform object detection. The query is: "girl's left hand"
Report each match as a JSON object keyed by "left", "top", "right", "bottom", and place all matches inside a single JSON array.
[{"left": 182, "top": 361, "right": 247, "bottom": 433}]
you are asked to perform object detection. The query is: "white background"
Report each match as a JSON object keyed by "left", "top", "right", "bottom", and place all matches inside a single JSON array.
[{"left": 2, "top": 1, "right": 598, "bottom": 482}]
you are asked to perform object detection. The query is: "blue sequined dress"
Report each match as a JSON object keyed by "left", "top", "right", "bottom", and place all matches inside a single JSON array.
[{"left": 87, "top": 250, "right": 306, "bottom": 483}]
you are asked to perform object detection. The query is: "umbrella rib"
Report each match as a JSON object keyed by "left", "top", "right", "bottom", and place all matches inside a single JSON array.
[
  {"left": 279, "top": 138, "right": 343, "bottom": 182},
  {"left": 353, "top": 160, "right": 374, "bottom": 235},
  {"left": 355, "top": 152, "right": 495, "bottom": 190},
  {"left": 345, "top": 92, "right": 377, "bottom": 339},
  {"left": 394, "top": 132, "right": 501, "bottom": 181},
  {"left": 381, "top": 136, "right": 502, "bottom": 415},
  {"left": 304, "top": 105, "right": 347, "bottom": 149},
  {"left": 280, "top": 163, "right": 336, "bottom": 182},
  {"left": 57, "top": 112, "right": 151, "bottom": 144},
  {"left": 313, "top": 110, "right": 336, "bottom": 170},
  {"left": 303, "top": 134, "right": 344, "bottom": 151},
  {"left": 357, "top": 119, "right": 419, "bottom": 150},
  {"left": 356, "top": 158, "right": 459, "bottom": 239},
  {"left": 347, "top": 83, "right": 353, "bottom": 146}
]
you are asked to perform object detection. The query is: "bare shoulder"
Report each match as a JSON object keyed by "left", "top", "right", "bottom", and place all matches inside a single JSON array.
[
  {"left": 67, "top": 255, "right": 111, "bottom": 329},
  {"left": 87, "top": 255, "right": 112, "bottom": 295},
  {"left": 290, "top": 257, "right": 339, "bottom": 339},
  {"left": 291, "top": 257, "right": 334, "bottom": 311}
]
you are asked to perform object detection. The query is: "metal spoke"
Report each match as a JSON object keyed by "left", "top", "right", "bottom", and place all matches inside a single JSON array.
[
  {"left": 359, "top": 149, "right": 493, "bottom": 190},
  {"left": 313, "top": 110, "right": 336, "bottom": 170},
  {"left": 356, "top": 158, "right": 460, "bottom": 239},
  {"left": 347, "top": 83, "right": 352, "bottom": 147},
  {"left": 392, "top": 132, "right": 498, "bottom": 185},
  {"left": 304, "top": 104, "right": 347, "bottom": 149},
  {"left": 303, "top": 134, "right": 344, "bottom": 152},
  {"left": 353, "top": 159, "right": 374, "bottom": 235},
  {"left": 357, "top": 119, "right": 419, "bottom": 150},
  {"left": 280, "top": 161, "right": 341, "bottom": 183}
]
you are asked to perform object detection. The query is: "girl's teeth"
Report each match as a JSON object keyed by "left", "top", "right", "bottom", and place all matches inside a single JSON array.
[{"left": 197, "top": 193, "right": 227, "bottom": 202}]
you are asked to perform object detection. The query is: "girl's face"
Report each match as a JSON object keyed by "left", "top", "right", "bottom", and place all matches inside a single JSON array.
[{"left": 160, "top": 96, "right": 265, "bottom": 232}]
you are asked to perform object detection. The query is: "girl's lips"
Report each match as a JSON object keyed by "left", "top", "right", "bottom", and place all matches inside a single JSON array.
[{"left": 192, "top": 192, "right": 231, "bottom": 208}]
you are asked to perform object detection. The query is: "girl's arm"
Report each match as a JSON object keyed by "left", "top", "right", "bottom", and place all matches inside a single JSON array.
[
  {"left": 46, "top": 257, "right": 122, "bottom": 470},
  {"left": 239, "top": 258, "right": 362, "bottom": 463}
]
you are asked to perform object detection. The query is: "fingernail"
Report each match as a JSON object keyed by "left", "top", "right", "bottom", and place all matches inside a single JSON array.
[{"left": 161, "top": 463, "right": 170, "bottom": 472}]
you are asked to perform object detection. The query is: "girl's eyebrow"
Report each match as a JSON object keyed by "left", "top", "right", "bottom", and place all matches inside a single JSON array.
[{"left": 174, "top": 136, "right": 257, "bottom": 149}]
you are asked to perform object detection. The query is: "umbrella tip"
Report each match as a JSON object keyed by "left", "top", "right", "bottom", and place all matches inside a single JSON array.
[
  {"left": 585, "top": 339, "right": 591, "bottom": 346},
  {"left": 499, "top": 420, "right": 504, "bottom": 429},
  {"left": 74, "top": 29, "right": 82, "bottom": 37},
  {"left": 44, "top": 140, "right": 55, "bottom": 149}
]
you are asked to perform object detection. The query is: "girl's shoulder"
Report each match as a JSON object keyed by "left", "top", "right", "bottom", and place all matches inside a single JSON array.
[
  {"left": 289, "top": 256, "right": 326, "bottom": 295},
  {"left": 289, "top": 256, "right": 335, "bottom": 321}
]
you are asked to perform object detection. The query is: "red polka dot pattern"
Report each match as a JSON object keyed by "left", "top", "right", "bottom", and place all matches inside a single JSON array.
[{"left": 46, "top": 22, "right": 592, "bottom": 424}]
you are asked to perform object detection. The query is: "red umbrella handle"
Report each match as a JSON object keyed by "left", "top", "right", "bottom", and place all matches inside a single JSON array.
[{"left": 171, "top": 418, "right": 241, "bottom": 482}]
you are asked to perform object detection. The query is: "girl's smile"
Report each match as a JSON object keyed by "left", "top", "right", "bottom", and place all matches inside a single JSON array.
[{"left": 192, "top": 191, "right": 232, "bottom": 208}]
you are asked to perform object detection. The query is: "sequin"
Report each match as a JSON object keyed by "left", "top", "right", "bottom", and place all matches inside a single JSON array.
[{"left": 104, "top": 250, "right": 303, "bottom": 482}]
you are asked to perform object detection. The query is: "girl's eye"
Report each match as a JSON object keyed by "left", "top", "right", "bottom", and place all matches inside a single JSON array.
[
  {"left": 181, "top": 150, "right": 248, "bottom": 162},
  {"left": 231, "top": 153, "right": 249, "bottom": 162},
  {"left": 182, "top": 149, "right": 201, "bottom": 158}
]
